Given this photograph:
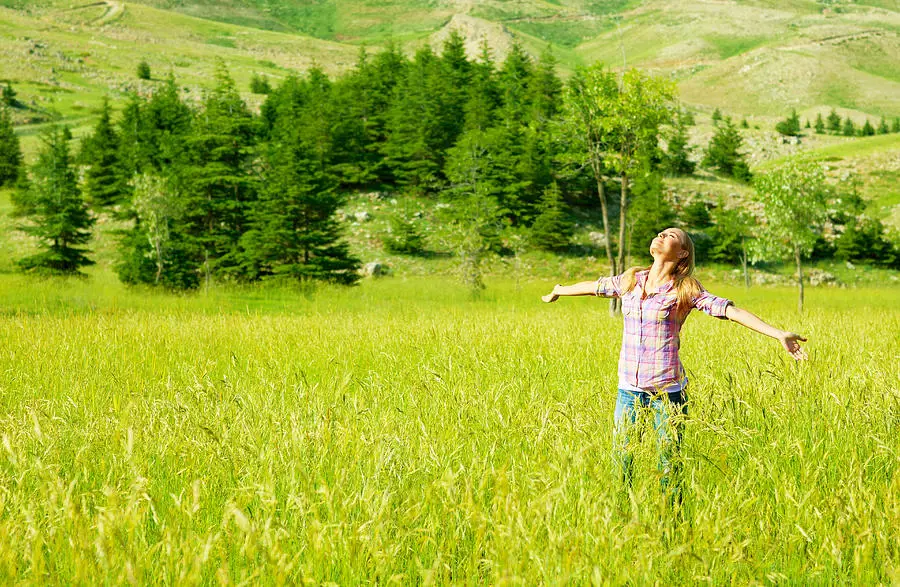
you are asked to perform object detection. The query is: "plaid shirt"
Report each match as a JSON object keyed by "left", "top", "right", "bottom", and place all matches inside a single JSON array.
[{"left": 597, "top": 270, "right": 732, "bottom": 391}]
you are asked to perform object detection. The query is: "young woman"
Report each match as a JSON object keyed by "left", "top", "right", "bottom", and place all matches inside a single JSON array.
[{"left": 541, "top": 227, "right": 807, "bottom": 498}]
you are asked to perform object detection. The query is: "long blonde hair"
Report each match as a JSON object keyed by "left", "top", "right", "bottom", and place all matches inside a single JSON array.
[{"left": 619, "top": 229, "right": 702, "bottom": 314}]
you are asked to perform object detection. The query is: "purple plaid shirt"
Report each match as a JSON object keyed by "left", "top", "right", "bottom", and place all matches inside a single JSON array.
[{"left": 597, "top": 270, "right": 732, "bottom": 391}]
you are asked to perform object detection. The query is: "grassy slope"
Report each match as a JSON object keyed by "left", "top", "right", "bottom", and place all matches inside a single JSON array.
[{"left": 1, "top": 0, "right": 898, "bottom": 237}]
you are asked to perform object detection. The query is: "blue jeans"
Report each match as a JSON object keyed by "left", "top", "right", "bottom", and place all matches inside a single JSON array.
[{"left": 613, "top": 387, "right": 687, "bottom": 500}]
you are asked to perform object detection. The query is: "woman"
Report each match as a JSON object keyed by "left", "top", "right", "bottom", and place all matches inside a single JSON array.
[{"left": 541, "top": 227, "right": 806, "bottom": 500}]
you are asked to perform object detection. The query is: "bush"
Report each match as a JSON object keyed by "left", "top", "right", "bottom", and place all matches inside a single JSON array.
[
  {"left": 137, "top": 61, "right": 151, "bottom": 80},
  {"left": 384, "top": 213, "right": 427, "bottom": 255}
]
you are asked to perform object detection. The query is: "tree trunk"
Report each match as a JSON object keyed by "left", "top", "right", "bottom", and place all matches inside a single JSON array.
[
  {"left": 617, "top": 172, "right": 628, "bottom": 276},
  {"left": 741, "top": 236, "right": 750, "bottom": 289},
  {"left": 591, "top": 158, "right": 617, "bottom": 315},
  {"left": 795, "top": 245, "right": 804, "bottom": 314}
]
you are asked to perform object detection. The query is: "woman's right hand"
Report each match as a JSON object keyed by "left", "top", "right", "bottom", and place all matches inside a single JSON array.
[{"left": 542, "top": 284, "right": 562, "bottom": 303}]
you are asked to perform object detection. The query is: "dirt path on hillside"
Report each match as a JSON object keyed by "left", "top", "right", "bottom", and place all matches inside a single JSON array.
[{"left": 59, "top": 1, "right": 125, "bottom": 25}]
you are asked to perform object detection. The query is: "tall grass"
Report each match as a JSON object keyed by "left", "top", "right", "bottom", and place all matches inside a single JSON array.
[{"left": 0, "top": 275, "right": 897, "bottom": 582}]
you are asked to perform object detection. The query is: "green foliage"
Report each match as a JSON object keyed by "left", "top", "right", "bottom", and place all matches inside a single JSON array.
[
  {"left": 711, "top": 107, "right": 722, "bottom": 124},
  {"left": 680, "top": 200, "right": 712, "bottom": 230},
  {"left": 740, "top": 118, "right": 749, "bottom": 129},
  {"left": 11, "top": 126, "right": 94, "bottom": 274},
  {"left": 0, "top": 105, "right": 22, "bottom": 187},
  {"left": 79, "top": 98, "right": 126, "bottom": 208},
  {"left": 529, "top": 182, "right": 571, "bottom": 252},
  {"left": 841, "top": 116, "right": 855, "bottom": 136},
  {"left": 877, "top": 116, "right": 889, "bottom": 135},
  {"left": 860, "top": 119, "right": 875, "bottom": 136},
  {"left": 750, "top": 161, "right": 830, "bottom": 311},
  {"left": 834, "top": 215, "right": 899, "bottom": 268},
  {"left": 384, "top": 209, "right": 427, "bottom": 256},
  {"left": 136, "top": 60, "right": 151, "bottom": 80},
  {"left": 703, "top": 117, "right": 752, "bottom": 182},
  {"left": 662, "top": 111, "right": 695, "bottom": 176},
  {"left": 249, "top": 73, "right": 272, "bottom": 95},
  {"left": 814, "top": 113, "right": 825, "bottom": 134},
  {"left": 775, "top": 109, "right": 801, "bottom": 137},
  {"left": 1, "top": 82, "right": 17, "bottom": 108},
  {"left": 241, "top": 71, "right": 359, "bottom": 285},
  {"left": 893, "top": 117, "right": 900, "bottom": 133},
  {"left": 708, "top": 203, "right": 754, "bottom": 265},
  {"left": 628, "top": 171, "right": 676, "bottom": 259},
  {"left": 826, "top": 108, "right": 842, "bottom": 133}
]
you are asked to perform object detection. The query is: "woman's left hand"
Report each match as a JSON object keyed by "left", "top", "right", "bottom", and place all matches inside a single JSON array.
[{"left": 779, "top": 332, "right": 808, "bottom": 361}]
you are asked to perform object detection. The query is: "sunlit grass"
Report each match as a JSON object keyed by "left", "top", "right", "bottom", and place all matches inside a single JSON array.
[{"left": 0, "top": 274, "right": 897, "bottom": 582}]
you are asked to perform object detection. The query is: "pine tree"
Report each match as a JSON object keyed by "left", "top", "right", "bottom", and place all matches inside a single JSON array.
[
  {"left": 814, "top": 113, "right": 825, "bottom": 134},
  {"left": 530, "top": 182, "right": 571, "bottom": 251},
  {"left": 703, "top": 117, "right": 752, "bottom": 181},
  {"left": 662, "top": 110, "right": 695, "bottom": 176},
  {"left": 740, "top": 118, "right": 749, "bottom": 129},
  {"left": 241, "top": 122, "right": 359, "bottom": 284},
  {"left": 1, "top": 82, "right": 17, "bottom": 108},
  {"left": 860, "top": 119, "right": 875, "bottom": 136},
  {"left": 463, "top": 41, "right": 501, "bottom": 133},
  {"left": 11, "top": 126, "right": 94, "bottom": 274},
  {"left": 382, "top": 46, "right": 446, "bottom": 193},
  {"left": 440, "top": 30, "right": 472, "bottom": 150},
  {"left": 249, "top": 73, "right": 271, "bottom": 95},
  {"left": 842, "top": 116, "right": 855, "bottom": 136},
  {"left": 80, "top": 97, "right": 126, "bottom": 208},
  {"left": 137, "top": 60, "right": 151, "bottom": 80},
  {"left": 877, "top": 116, "right": 890, "bottom": 134},
  {"left": 826, "top": 109, "right": 842, "bottom": 133},
  {"left": 180, "top": 62, "right": 257, "bottom": 281},
  {"left": 893, "top": 117, "right": 900, "bottom": 133},
  {"left": 775, "top": 109, "right": 801, "bottom": 136},
  {"left": 711, "top": 108, "right": 722, "bottom": 125},
  {"left": 0, "top": 105, "right": 22, "bottom": 187}
]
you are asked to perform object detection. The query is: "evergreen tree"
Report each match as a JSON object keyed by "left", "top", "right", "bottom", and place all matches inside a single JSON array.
[
  {"left": 893, "top": 117, "right": 900, "bottom": 133},
  {"left": 383, "top": 46, "right": 450, "bottom": 193},
  {"left": 1, "top": 82, "right": 17, "bottom": 108},
  {"left": 440, "top": 30, "right": 472, "bottom": 150},
  {"left": 834, "top": 215, "right": 899, "bottom": 268},
  {"left": 703, "top": 117, "right": 752, "bottom": 181},
  {"left": 814, "top": 113, "right": 825, "bottom": 134},
  {"left": 249, "top": 74, "right": 271, "bottom": 95},
  {"left": 708, "top": 202, "right": 754, "bottom": 287},
  {"left": 841, "top": 116, "right": 855, "bottom": 136},
  {"left": 11, "top": 126, "right": 94, "bottom": 274},
  {"left": 180, "top": 62, "right": 258, "bottom": 281},
  {"left": 740, "top": 118, "right": 749, "bottom": 129},
  {"left": 711, "top": 108, "right": 722, "bottom": 125},
  {"left": 826, "top": 109, "right": 842, "bottom": 133},
  {"left": 805, "top": 119, "right": 811, "bottom": 129},
  {"left": 681, "top": 200, "right": 712, "bottom": 229},
  {"left": 242, "top": 119, "right": 359, "bottom": 284},
  {"left": 662, "top": 110, "right": 695, "bottom": 176},
  {"left": 530, "top": 182, "right": 571, "bottom": 251},
  {"left": 463, "top": 41, "right": 501, "bottom": 133},
  {"left": 528, "top": 48, "right": 564, "bottom": 123},
  {"left": 860, "top": 119, "right": 875, "bottom": 136},
  {"left": 137, "top": 60, "right": 151, "bottom": 80},
  {"left": 775, "top": 109, "right": 801, "bottom": 136},
  {"left": 79, "top": 97, "right": 126, "bottom": 208},
  {"left": 877, "top": 116, "right": 889, "bottom": 134},
  {"left": 0, "top": 105, "right": 22, "bottom": 187}
]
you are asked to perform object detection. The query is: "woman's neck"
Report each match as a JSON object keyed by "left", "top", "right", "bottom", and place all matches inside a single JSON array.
[{"left": 646, "top": 258, "right": 677, "bottom": 290}]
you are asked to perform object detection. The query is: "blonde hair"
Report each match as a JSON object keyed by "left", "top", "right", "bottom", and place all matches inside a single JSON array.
[{"left": 619, "top": 229, "right": 701, "bottom": 314}]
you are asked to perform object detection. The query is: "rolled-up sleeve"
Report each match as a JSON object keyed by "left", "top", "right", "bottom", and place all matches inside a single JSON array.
[
  {"left": 693, "top": 289, "right": 732, "bottom": 319},
  {"left": 596, "top": 273, "right": 623, "bottom": 298}
]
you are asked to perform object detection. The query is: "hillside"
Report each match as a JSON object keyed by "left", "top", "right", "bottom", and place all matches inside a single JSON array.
[{"left": 1, "top": 0, "right": 899, "bottom": 231}]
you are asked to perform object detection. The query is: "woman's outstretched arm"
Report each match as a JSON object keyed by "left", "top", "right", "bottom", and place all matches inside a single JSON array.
[
  {"left": 541, "top": 281, "right": 599, "bottom": 303},
  {"left": 724, "top": 305, "right": 808, "bottom": 361}
]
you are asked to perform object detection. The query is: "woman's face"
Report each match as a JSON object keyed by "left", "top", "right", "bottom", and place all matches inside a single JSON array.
[{"left": 650, "top": 227, "right": 688, "bottom": 261}]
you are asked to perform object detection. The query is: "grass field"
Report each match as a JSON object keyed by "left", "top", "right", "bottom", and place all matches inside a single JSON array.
[{"left": 0, "top": 273, "right": 898, "bottom": 583}]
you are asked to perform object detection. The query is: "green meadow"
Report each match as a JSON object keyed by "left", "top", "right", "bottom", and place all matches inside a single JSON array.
[{"left": 0, "top": 273, "right": 898, "bottom": 583}]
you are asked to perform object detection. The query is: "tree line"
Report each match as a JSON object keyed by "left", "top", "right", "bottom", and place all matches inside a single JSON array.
[{"left": 1, "top": 33, "right": 897, "bottom": 303}]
